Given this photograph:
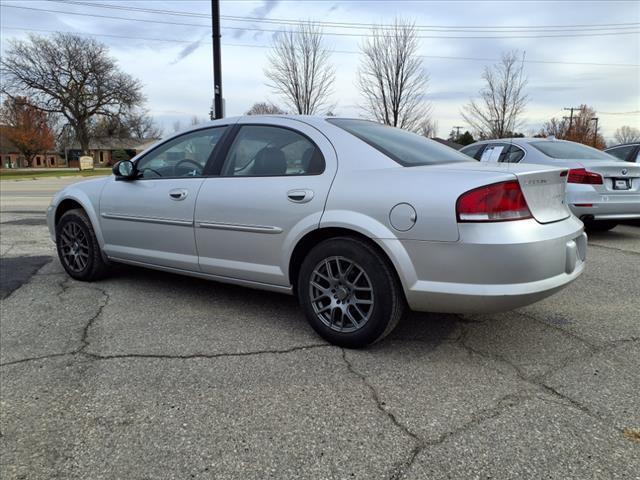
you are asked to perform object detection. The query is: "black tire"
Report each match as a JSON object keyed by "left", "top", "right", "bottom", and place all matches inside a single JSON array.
[
  {"left": 56, "top": 208, "right": 110, "bottom": 281},
  {"left": 584, "top": 220, "right": 617, "bottom": 233},
  {"left": 297, "top": 237, "right": 405, "bottom": 348}
]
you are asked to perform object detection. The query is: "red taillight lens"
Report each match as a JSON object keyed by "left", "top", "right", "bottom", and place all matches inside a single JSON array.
[
  {"left": 567, "top": 168, "right": 603, "bottom": 185},
  {"left": 456, "top": 180, "right": 532, "bottom": 222}
]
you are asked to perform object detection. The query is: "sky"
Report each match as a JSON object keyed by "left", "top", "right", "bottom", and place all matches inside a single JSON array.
[{"left": 1, "top": 0, "right": 639, "bottom": 142}]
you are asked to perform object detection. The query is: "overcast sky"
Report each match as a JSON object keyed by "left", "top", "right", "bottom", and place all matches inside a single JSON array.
[{"left": 1, "top": 0, "right": 639, "bottom": 140}]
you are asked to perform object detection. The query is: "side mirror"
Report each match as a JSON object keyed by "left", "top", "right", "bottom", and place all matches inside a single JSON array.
[{"left": 113, "top": 160, "right": 137, "bottom": 180}]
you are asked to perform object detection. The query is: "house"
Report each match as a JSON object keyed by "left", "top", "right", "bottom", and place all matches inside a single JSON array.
[
  {"left": 67, "top": 138, "right": 159, "bottom": 168},
  {"left": 0, "top": 132, "right": 62, "bottom": 168},
  {"left": 431, "top": 137, "right": 464, "bottom": 150}
]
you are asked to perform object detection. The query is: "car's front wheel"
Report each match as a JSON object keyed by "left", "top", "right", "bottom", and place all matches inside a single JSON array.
[
  {"left": 297, "top": 237, "right": 405, "bottom": 348},
  {"left": 56, "top": 208, "right": 110, "bottom": 281}
]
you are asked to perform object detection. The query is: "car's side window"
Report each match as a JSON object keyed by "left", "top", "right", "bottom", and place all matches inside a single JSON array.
[
  {"left": 480, "top": 145, "right": 505, "bottom": 163},
  {"left": 222, "top": 125, "right": 325, "bottom": 177},
  {"left": 606, "top": 145, "right": 634, "bottom": 161},
  {"left": 460, "top": 144, "right": 484, "bottom": 160},
  {"left": 135, "top": 127, "right": 227, "bottom": 179},
  {"left": 500, "top": 145, "right": 526, "bottom": 163}
]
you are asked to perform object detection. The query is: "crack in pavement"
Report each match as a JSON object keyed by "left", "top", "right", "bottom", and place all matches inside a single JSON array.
[
  {"left": 455, "top": 323, "right": 629, "bottom": 437},
  {"left": 517, "top": 310, "right": 639, "bottom": 363},
  {"left": 340, "top": 348, "right": 423, "bottom": 480},
  {"left": 0, "top": 344, "right": 334, "bottom": 368},
  {"left": 588, "top": 243, "right": 640, "bottom": 256},
  {"left": 340, "top": 348, "right": 537, "bottom": 480},
  {"left": 3, "top": 277, "right": 333, "bottom": 367}
]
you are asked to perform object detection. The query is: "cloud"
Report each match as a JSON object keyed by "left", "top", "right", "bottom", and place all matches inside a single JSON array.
[
  {"left": 232, "top": 0, "right": 280, "bottom": 39},
  {"left": 171, "top": 36, "right": 205, "bottom": 64}
]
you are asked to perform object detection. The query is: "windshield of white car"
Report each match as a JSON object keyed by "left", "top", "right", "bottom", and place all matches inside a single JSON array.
[
  {"left": 530, "top": 141, "right": 620, "bottom": 161},
  {"left": 327, "top": 119, "right": 472, "bottom": 166}
]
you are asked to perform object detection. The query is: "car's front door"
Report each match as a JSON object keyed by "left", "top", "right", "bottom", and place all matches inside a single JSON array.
[
  {"left": 100, "top": 126, "right": 228, "bottom": 270},
  {"left": 194, "top": 118, "right": 337, "bottom": 287}
]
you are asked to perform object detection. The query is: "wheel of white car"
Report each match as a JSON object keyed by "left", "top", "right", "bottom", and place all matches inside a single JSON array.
[
  {"left": 56, "top": 209, "right": 110, "bottom": 281},
  {"left": 297, "top": 237, "right": 405, "bottom": 348}
]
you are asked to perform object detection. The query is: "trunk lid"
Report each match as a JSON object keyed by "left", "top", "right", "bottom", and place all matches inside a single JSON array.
[
  {"left": 515, "top": 168, "right": 571, "bottom": 223},
  {"left": 429, "top": 161, "right": 571, "bottom": 224}
]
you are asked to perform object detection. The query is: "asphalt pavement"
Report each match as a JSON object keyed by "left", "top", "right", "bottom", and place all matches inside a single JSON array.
[{"left": 1, "top": 177, "right": 638, "bottom": 479}]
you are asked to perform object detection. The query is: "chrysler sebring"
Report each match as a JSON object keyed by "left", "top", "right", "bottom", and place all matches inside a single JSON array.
[{"left": 47, "top": 116, "right": 586, "bottom": 347}]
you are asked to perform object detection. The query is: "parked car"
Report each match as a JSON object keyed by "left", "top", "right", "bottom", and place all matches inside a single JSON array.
[
  {"left": 605, "top": 143, "right": 639, "bottom": 163},
  {"left": 460, "top": 138, "right": 640, "bottom": 232},
  {"left": 48, "top": 117, "right": 586, "bottom": 347}
]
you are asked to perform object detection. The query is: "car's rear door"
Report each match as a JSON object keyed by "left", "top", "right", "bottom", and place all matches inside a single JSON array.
[
  {"left": 99, "top": 125, "right": 229, "bottom": 270},
  {"left": 194, "top": 117, "right": 337, "bottom": 287}
]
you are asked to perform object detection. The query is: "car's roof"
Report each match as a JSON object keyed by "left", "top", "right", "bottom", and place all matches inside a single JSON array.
[
  {"left": 178, "top": 115, "right": 347, "bottom": 131},
  {"left": 605, "top": 142, "right": 639, "bottom": 149},
  {"left": 467, "top": 137, "right": 585, "bottom": 147}
]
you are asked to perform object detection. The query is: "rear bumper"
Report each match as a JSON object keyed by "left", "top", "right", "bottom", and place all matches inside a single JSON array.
[
  {"left": 567, "top": 189, "right": 640, "bottom": 221},
  {"left": 382, "top": 216, "right": 586, "bottom": 314},
  {"left": 569, "top": 202, "right": 640, "bottom": 221}
]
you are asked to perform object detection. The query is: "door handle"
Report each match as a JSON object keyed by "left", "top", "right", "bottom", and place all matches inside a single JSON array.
[
  {"left": 169, "top": 189, "right": 188, "bottom": 201},
  {"left": 287, "top": 189, "right": 314, "bottom": 203}
]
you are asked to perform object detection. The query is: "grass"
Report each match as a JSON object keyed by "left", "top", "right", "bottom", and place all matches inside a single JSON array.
[{"left": 0, "top": 168, "right": 112, "bottom": 180}]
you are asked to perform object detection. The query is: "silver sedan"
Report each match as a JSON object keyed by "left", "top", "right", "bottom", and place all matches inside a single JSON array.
[
  {"left": 48, "top": 116, "right": 586, "bottom": 347},
  {"left": 461, "top": 138, "right": 640, "bottom": 231}
]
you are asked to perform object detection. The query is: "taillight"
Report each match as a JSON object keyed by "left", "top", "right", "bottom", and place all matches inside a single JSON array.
[
  {"left": 567, "top": 168, "right": 603, "bottom": 185},
  {"left": 456, "top": 180, "right": 532, "bottom": 222}
]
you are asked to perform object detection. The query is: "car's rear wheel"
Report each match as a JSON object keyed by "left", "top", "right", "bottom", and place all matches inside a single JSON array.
[
  {"left": 297, "top": 237, "right": 405, "bottom": 348},
  {"left": 56, "top": 209, "right": 110, "bottom": 281},
  {"left": 584, "top": 220, "right": 617, "bottom": 232}
]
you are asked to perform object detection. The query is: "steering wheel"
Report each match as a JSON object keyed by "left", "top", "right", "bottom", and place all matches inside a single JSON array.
[
  {"left": 139, "top": 167, "right": 163, "bottom": 178},
  {"left": 174, "top": 159, "right": 203, "bottom": 176}
]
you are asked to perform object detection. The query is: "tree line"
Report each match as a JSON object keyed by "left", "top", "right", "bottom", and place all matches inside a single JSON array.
[{"left": 1, "top": 27, "right": 638, "bottom": 167}]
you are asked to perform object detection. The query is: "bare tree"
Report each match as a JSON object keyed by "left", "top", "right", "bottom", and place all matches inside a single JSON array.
[
  {"left": 539, "top": 105, "right": 606, "bottom": 149},
  {"left": 125, "top": 110, "right": 163, "bottom": 139},
  {"left": 245, "top": 102, "right": 286, "bottom": 115},
  {"left": 172, "top": 120, "right": 183, "bottom": 133},
  {"left": 357, "top": 19, "right": 430, "bottom": 131},
  {"left": 265, "top": 22, "right": 334, "bottom": 115},
  {"left": 614, "top": 125, "right": 640, "bottom": 144},
  {"left": 419, "top": 119, "right": 438, "bottom": 138},
  {"left": 1, "top": 33, "right": 143, "bottom": 154},
  {"left": 190, "top": 115, "right": 203, "bottom": 126},
  {"left": 462, "top": 50, "right": 528, "bottom": 139},
  {"left": 91, "top": 109, "right": 162, "bottom": 140}
]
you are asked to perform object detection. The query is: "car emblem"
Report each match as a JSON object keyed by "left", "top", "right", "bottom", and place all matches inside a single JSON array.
[{"left": 621, "top": 168, "right": 628, "bottom": 175}]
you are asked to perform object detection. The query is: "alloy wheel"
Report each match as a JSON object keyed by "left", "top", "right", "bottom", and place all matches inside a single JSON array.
[
  {"left": 59, "top": 221, "right": 90, "bottom": 273},
  {"left": 308, "top": 256, "right": 374, "bottom": 333}
]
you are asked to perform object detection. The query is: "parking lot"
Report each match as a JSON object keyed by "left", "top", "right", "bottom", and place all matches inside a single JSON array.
[{"left": 1, "top": 177, "right": 638, "bottom": 479}]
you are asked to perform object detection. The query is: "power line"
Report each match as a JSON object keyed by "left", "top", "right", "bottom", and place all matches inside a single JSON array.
[
  {"left": 598, "top": 111, "right": 640, "bottom": 115},
  {"left": 45, "top": 0, "right": 640, "bottom": 31},
  {"left": 3, "top": 26, "right": 639, "bottom": 69},
  {"left": 2, "top": 4, "right": 639, "bottom": 39}
]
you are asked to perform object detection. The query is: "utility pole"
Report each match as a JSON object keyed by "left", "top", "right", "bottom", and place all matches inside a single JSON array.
[
  {"left": 453, "top": 125, "right": 464, "bottom": 140},
  {"left": 563, "top": 107, "right": 578, "bottom": 135},
  {"left": 591, "top": 117, "right": 599, "bottom": 147},
  {"left": 211, "top": 0, "right": 223, "bottom": 120}
]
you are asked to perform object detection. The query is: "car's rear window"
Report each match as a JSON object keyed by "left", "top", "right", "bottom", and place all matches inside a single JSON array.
[
  {"left": 530, "top": 141, "right": 620, "bottom": 161},
  {"left": 327, "top": 118, "right": 472, "bottom": 166}
]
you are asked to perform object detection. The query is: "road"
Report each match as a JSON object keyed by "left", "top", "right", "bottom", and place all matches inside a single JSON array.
[
  {"left": 0, "top": 177, "right": 94, "bottom": 212},
  {"left": 1, "top": 177, "right": 639, "bottom": 479}
]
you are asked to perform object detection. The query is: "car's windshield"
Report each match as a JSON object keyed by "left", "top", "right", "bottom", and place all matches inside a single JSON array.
[
  {"left": 327, "top": 118, "right": 472, "bottom": 166},
  {"left": 530, "top": 141, "right": 620, "bottom": 161}
]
